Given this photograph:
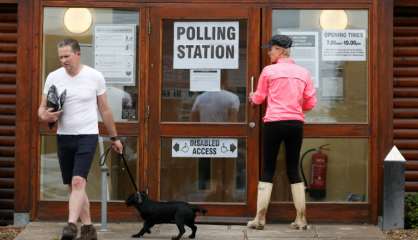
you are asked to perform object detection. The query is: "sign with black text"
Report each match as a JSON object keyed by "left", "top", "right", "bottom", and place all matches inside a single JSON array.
[
  {"left": 322, "top": 30, "right": 366, "bottom": 61},
  {"left": 173, "top": 22, "right": 239, "bottom": 69},
  {"left": 94, "top": 24, "right": 136, "bottom": 85},
  {"left": 172, "top": 138, "right": 238, "bottom": 158},
  {"left": 190, "top": 69, "right": 221, "bottom": 92}
]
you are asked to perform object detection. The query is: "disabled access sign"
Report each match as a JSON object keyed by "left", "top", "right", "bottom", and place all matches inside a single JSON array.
[{"left": 172, "top": 138, "right": 238, "bottom": 158}]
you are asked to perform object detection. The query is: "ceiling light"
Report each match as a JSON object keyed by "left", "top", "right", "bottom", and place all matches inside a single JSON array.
[
  {"left": 64, "top": 8, "right": 92, "bottom": 34},
  {"left": 320, "top": 10, "right": 348, "bottom": 30}
]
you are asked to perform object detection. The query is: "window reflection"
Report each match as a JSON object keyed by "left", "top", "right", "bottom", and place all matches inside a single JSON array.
[
  {"left": 106, "top": 86, "right": 136, "bottom": 121},
  {"left": 190, "top": 78, "right": 240, "bottom": 122}
]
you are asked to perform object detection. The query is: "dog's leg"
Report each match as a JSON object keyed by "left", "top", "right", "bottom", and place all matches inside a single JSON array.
[
  {"left": 132, "top": 227, "right": 147, "bottom": 238},
  {"left": 186, "top": 223, "right": 197, "bottom": 239},
  {"left": 172, "top": 217, "right": 186, "bottom": 240},
  {"left": 132, "top": 228, "right": 145, "bottom": 238},
  {"left": 132, "top": 221, "right": 153, "bottom": 238},
  {"left": 172, "top": 224, "right": 185, "bottom": 240}
]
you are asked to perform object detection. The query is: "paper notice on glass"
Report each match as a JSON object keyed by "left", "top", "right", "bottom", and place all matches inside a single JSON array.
[
  {"left": 322, "top": 30, "right": 366, "bottom": 61},
  {"left": 94, "top": 24, "right": 136, "bottom": 85},
  {"left": 173, "top": 22, "right": 239, "bottom": 69},
  {"left": 278, "top": 31, "right": 319, "bottom": 88},
  {"left": 190, "top": 69, "right": 221, "bottom": 92}
]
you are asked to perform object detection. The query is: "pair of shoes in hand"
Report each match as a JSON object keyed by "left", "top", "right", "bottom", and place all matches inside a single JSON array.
[{"left": 47, "top": 84, "right": 66, "bottom": 129}]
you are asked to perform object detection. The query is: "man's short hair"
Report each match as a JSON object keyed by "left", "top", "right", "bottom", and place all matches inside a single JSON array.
[{"left": 57, "top": 38, "right": 80, "bottom": 53}]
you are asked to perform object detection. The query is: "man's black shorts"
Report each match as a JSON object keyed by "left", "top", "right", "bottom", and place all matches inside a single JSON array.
[{"left": 57, "top": 134, "right": 98, "bottom": 185}]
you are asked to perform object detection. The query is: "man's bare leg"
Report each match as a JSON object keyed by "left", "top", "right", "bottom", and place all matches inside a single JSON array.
[
  {"left": 79, "top": 191, "right": 91, "bottom": 225},
  {"left": 68, "top": 176, "right": 87, "bottom": 223}
]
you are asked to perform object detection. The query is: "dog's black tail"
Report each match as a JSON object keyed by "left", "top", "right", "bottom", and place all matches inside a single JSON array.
[{"left": 191, "top": 205, "right": 207, "bottom": 215}]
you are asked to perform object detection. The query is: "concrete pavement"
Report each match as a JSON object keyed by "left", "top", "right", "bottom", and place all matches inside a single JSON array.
[{"left": 15, "top": 222, "right": 386, "bottom": 240}]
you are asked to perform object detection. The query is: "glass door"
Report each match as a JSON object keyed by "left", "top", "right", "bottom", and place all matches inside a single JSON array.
[{"left": 148, "top": 7, "right": 260, "bottom": 217}]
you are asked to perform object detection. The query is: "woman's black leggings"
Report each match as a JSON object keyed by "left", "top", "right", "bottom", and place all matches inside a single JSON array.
[{"left": 260, "top": 120, "right": 304, "bottom": 184}]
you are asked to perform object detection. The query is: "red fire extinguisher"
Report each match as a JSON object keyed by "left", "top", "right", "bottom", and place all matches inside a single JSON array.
[{"left": 300, "top": 144, "right": 330, "bottom": 199}]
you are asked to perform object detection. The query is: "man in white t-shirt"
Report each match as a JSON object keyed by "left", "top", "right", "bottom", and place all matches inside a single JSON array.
[
  {"left": 38, "top": 39, "right": 123, "bottom": 240},
  {"left": 191, "top": 88, "right": 240, "bottom": 122}
]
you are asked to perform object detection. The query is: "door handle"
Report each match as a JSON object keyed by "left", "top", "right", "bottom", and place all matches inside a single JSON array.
[
  {"left": 249, "top": 122, "right": 256, "bottom": 128},
  {"left": 145, "top": 105, "right": 150, "bottom": 121},
  {"left": 250, "top": 76, "right": 254, "bottom": 93}
]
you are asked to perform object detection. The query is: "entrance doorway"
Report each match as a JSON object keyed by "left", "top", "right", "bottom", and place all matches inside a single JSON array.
[{"left": 147, "top": 7, "right": 261, "bottom": 217}]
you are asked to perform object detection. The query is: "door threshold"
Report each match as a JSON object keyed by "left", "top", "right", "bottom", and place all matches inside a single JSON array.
[{"left": 196, "top": 216, "right": 251, "bottom": 225}]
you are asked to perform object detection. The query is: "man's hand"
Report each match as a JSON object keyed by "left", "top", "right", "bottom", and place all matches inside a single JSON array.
[
  {"left": 40, "top": 108, "right": 62, "bottom": 122},
  {"left": 111, "top": 139, "right": 123, "bottom": 154}
]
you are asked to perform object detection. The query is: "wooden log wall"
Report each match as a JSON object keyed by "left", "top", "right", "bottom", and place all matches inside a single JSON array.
[
  {"left": 0, "top": 4, "right": 17, "bottom": 225},
  {"left": 394, "top": 6, "right": 418, "bottom": 192}
]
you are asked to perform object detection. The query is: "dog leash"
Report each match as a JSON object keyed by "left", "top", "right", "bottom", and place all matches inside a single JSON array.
[{"left": 99, "top": 145, "right": 138, "bottom": 192}]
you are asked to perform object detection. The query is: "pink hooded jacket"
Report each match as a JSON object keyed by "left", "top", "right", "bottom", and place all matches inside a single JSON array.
[{"left": 251, "top": 58, "right": 317, "bottom": 122}]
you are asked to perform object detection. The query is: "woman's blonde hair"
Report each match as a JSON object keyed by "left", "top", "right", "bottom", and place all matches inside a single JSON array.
[{"left": 277, "top": 47, "right": 290, "bottom": 57}]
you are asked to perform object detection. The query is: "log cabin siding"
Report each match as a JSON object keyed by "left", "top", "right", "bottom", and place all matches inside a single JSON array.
[
  {"left": 0, "top": 4, "right": 17, "bottom": 225},
  {"left": 394, "top": 6, "right": 418, "bottom": 192}
]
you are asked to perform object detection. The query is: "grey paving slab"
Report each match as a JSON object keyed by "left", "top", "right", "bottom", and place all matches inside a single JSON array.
[
  {"left": 315, "top": 224, "right": 386, "bottom": 239},
  {"left": 245, "top": 228, "right": 316, "bottom": 238},
  {"left": 14, "top": 222, "right": 386, "bottom": 240}
]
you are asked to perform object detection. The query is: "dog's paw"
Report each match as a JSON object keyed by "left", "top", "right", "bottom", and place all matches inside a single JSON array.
[
  {"left": 171, "top": 237, "right": 180, "bottom": 240},
  {"left": 132, "top": 233, "right": 141, "bottom": 238},
  {"left": 188, "top": 234, "right": 196, "bottom": 239},
  {"left": 147, "top": 229, "right": 151, "bottom": 234}
]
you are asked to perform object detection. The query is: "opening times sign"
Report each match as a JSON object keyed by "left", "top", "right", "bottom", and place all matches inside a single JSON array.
[
  {"left": 322, "top": 29, "right": 366, "bottom": 61},
  {"left": 173, "top": 22, "right": 239, "bottom": 69},
  {"left": 172, "top": 138, "right": 238, "bottom": 158}
]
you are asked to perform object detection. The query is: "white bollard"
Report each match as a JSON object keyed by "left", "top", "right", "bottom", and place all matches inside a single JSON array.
[{"left": 380, "top": 146, "right": 406, "bottom": 230}]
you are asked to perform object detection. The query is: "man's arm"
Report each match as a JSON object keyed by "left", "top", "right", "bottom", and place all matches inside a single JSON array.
[
  {"left": 38, "top": 95, "right": 62, "bottom": 122},
  {"left": 97, "top": 93, "right": 123, "bottom": 153}
]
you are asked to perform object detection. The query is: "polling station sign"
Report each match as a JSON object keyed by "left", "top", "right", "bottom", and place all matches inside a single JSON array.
[
  {"left": 322, "top": 29, "right": 366, "bottom": 61},
  {"left": 173, "top": 22, "right": 239, "bottom": 69},
  {"left": 172, "top": 138, "right": 238, "bottom": 158}
]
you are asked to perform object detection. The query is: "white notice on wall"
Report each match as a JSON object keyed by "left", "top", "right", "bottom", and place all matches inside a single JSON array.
[
  {"left": 279, "top": 31, "right": 319, "bottom": 88},
  {"left": 94, "top": 24, "right": 136, "bottom": 85},
  {"left": 172, "top": 138, "right": 238, "bottom": 158},
  {"left": 190, "top": 69, "right": 221, "bottom": 92},
  {"left": 322, "top": 30, "right": 366, "bottom": 61},
  {"left": 173, "top": 22, "right": 239, "bottom": 69}
]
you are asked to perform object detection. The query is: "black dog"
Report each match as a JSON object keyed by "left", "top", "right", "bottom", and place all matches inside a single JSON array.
[{"left": 126, "top": 191, "right": 207, "bottom": 240}]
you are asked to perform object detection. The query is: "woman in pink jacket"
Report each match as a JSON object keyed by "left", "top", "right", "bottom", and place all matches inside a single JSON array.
[{"left": 247, "top": 35, "right": 317, "bottom": 230}]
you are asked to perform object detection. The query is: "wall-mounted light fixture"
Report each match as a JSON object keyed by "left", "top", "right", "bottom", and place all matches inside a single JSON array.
[
  {"left": 320, "top": 10, "right": 348, "bottom": 30},
  {"left": 64, "top": 8, "right": 92, "bottom": 34}
]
